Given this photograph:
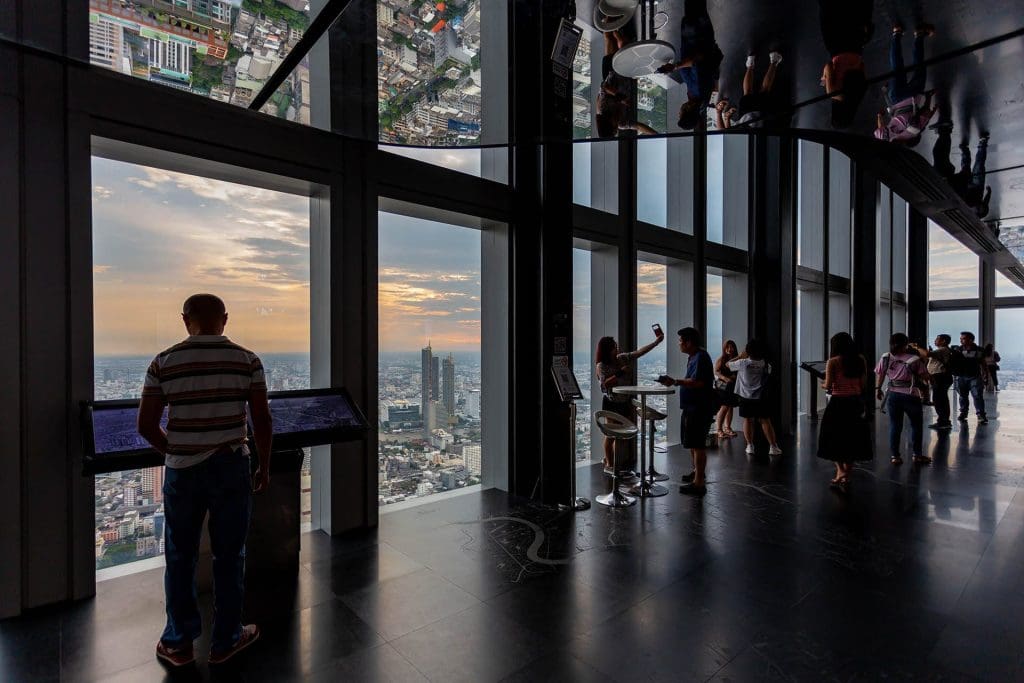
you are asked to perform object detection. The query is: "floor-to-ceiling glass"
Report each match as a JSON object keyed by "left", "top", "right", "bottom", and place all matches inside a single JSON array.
[{"left": 92, "top": 155, "right": 312, "bottom": 575}]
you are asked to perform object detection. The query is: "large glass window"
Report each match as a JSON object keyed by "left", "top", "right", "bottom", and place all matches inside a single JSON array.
[
  {"left": 707, "top": 135, "right": 748, "bottom": 249},
  {"left": 637, "top": 136, "right": 694, "bottom": 233},
  {"left": 929, "top": 221, "right": 979, "bottom": 300},
  {"left": 797, "top": 141, "right": 824, "bottom": 270},
  {"left": 377, "top": 1, "right": 483, "bottom": 146},
  {"left": 996, "top": 270, "right": 1023, "bottom": 297},
  {"left": 995, "top": 309, "right": 1024, "bottom": 391},
  {"left": 636, "top": 260, "right": 668, "bottom": 420},
  {"left": 706, "top": 270, "right": 748, "bottom": 364},
  {"left": 377, "top": 211, "right": 484, "bottom": 506},
  {"left": 797, "top": 285, "right": 825, "bottom": 415},
  {"left": 572, "top": 248, "right": 592, "bottom": 463},
  {"left": 828, "top": 151, "right": 852, "bottom": 277},
  {"left": 92, "top": 155, "right": 312, "bottom": 575},
  {"left": 88, "top": 0, "right": 322, "bottom": 117},
  {"left": 928, "top": 310, "right": 980, "bottom": 345}
]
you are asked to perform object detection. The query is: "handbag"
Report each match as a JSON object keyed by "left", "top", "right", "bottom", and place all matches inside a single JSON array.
[{"left": 713, "top": 378, "right": 730, "bottom": 392}]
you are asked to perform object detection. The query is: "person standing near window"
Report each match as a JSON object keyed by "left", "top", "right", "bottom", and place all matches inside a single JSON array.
[
  {"left": 728, "top": 339, "right": 782, "bottom": 457},
  {"left": 595, "top": 331, "right": 665, "bottom": 473},
  {"left": 658, "top": 327, "right": 714, "bottom": 496},
  {"left": 138, "top": 293, "right": 272, "bottom": 667},
  {"left": 713, "top": 339, "right": 739, "bottom": 439},
  {"left": 983, "top": 343, "right": 1001, "bottom": 393},
  {"left": 912, "top": 334, "right": 953, "bottom": 430},
  {"left": 875, "top": 333, "right": 930, "bottom": 465},
  {"left": 952, "top": 331, "right": 989, "bottom": 424},
  {"left": 817, "top": 333, "right": 872, "bottom": 493}
]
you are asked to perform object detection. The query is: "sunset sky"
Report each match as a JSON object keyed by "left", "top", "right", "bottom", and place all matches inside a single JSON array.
[{"left": 92, "top": 157, "right": 483, "bottom": 356}]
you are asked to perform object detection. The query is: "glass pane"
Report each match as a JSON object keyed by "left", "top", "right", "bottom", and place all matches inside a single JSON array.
[
  {"left": 929, "top": 220, "right": 978, "bottom": 300},
  {"left": 828, "top": 292, "right": 850, "bottom": 338},
  {"left": 798, "top": 141, "right": 824, "bottom": 270},
  {"left": 707, "top": 135, "right": 748, "bottom": 248},
  {"left": 637, "top": 137, "right": 694, "bottom": 233},
  {"left": 572, "top": 28, "right": 593, "bottom": 140},
  {"left": 572, "top": 140, "right": 618, "bottom": 214},
  {"left": 995, "top": 309, "right": 1024, "bottom": 391},
  {"left": 572, "top": 249, "right": 592, "bottom": 464},
  {"left": 828, "top": 151, "right": 851, "bottom": 277},
  {"left": 879, "top": 186, "right": 892, "bottom": 297},
  {"left": 88, "top": 0, "right": 322, "bottom": 117},
  {"left": 928, "top": 310, "right": 979, "bottom": 346},
  {"left": 996, "top": 270, "right": 1023, "bottom": 297},
  {"left": 636, "top": 261, "right": 668, "bottom": 419},
  {"left": 892, "top": 195, "right": 908, "bottom": 295},
  {"left": 377, "top": 0, "right": 493, "bottom": 164},
  {"left": 706, "top": 271, "right": 748, "bottom": 363},
  {"left": 378, "top": 211, "right": 483, "bottom": 507},
  {"left": 636, "top": 77, "right": 667, "bottom": 134},
  {"left": 797, "top": 287, "right": 824, "bottom": 415},
  {"left": 637, "top": 138, "right": 667, "bottom": 228},
  {"left": 92, "top": 155, "right": 311, "bottom": 574}
]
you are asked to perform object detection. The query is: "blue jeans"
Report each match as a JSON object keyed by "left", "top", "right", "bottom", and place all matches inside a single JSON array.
[
  {"left": 888, "top": 31, "right": 926, "bottom": 103},
  {"left": 886, "top": 392, "right": 923, "bottom": 458},
  {"left": 161, "top": 450, "right": 252, "bottom": 653},
  {"left": 956, "top": 375, "right": 986, "bottom": 417}
]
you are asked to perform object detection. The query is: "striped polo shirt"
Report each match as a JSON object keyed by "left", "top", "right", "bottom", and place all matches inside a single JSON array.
[{"left": 142, "top": 335, "right": 266, "bottom": 468}]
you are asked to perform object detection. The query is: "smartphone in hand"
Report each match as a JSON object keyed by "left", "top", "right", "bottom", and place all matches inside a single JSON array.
[{"left": 652, "top": 323, "right": 663, "bottom": 336}]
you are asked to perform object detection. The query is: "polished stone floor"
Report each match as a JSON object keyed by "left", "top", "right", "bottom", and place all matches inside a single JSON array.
[{"left": 4, "top": 392, "right": 1024, "bottom": 682}]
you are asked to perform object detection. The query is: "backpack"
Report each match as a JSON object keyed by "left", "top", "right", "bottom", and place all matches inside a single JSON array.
[{"left": 880, "top": 353, "right": 922, "bottom": 391}]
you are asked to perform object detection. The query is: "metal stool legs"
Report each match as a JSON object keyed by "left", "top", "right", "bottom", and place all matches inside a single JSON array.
[
  {"left": 596, "top": 440, "right": 636, "bottom": 508},
  {"left": 645, "top": 416, "right": 669, "bottom": 482}
]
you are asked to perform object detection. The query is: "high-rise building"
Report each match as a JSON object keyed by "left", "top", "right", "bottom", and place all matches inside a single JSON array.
[
  {"left": 431, "top": 355, "right": 440, "bottom": 401},
  {"left": 88, "top": 15, "right": 129, "bottom": 74},
  {"left": 463, "top": 444, "right": 481, "bottom": 476},
  {"left": 142, "top": 467, "right": 164, "bottom": 504},
  {"left": 421, "top": 343, "right": 433, "bottom": 437},
  {"left": 466, "top": 389, "right": 481, "bottom": 419},
  {"left": 124, "top": 482, "right": 139, "bottom": 507},
  {"left": 442, "top": 353, "right": 456, "bottom": 419},
  {"left": 148, "top": 37, "right": 192, "bottom": 79}
]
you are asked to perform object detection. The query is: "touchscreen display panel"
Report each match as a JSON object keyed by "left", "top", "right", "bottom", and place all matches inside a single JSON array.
[
  {"left": 92, "top": 406, "right": 166, "bottom": 456},
  {"left": 267, "top": 393, "right": 363, "bottom": 434}
]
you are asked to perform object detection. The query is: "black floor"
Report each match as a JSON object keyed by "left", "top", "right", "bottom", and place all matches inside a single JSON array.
[{"left": 4, "top": 393, "right": 1024, "bottom": 682}]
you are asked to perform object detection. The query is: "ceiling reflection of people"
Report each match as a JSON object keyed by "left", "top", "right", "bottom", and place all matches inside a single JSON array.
[{"left": 577, "top": 0, "right": 1023, "bottom": 250}]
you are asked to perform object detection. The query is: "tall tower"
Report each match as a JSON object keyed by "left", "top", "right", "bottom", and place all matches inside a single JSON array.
[
  {"left": 443, "top": 353, "right": 456, "bottom": 425},
  {"left": 430, "top": 355, "right": 440, "bottom": 401},
  {"left": 421, "top": 342, "right": 433, "bottom": 437}
]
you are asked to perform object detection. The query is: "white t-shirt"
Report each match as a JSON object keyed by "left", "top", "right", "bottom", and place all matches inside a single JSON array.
[{"left": 727, "top": 358, "right": 772, "bottom": 400}]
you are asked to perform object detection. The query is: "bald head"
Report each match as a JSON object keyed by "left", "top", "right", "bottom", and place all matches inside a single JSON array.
[{"left": 182, "top": 293, "right": 228, "bottom": 335}]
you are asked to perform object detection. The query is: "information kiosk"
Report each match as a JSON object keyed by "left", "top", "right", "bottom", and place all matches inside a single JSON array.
[
  {"left": 551, "top": 364, "right": 590, "bottom": 511},
  {"left": 83, "top": 388, "right": 369, "bottom": 585}
]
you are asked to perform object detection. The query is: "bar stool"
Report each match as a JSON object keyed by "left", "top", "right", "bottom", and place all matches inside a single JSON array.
[
  {"left": 633, "top": 399, "right": 669, "bottom": 482},
  {"left": 594, "top": 411, "right": 639, "bottom": 507}
]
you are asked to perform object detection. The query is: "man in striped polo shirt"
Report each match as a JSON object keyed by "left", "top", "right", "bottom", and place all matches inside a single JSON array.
[{"left": 138, "top": 293, "right": 272, "bottom": 667}]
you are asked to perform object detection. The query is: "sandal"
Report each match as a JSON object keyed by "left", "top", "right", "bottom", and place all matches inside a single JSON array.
[
  {"left": 891, "top": 456, "right": 903, "bottom": 466},
  {"left": 829, "top": 477, "right": 849, "bottom": 494},
  {"left": 912, "top": 455, "right": 932, "bottom": 465},
  {"left": 724, "top": 429, "right": 738, "bottom": 438},
  {"left": 716, "top": 430, "right": 727, "bottom": 439}
]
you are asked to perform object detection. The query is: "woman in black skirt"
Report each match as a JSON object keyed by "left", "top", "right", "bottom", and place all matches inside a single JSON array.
[{"left": 817, "top": 332, "right": 873, "bottom": 492}]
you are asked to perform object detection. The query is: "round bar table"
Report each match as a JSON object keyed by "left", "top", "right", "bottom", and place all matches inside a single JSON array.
[{"left": 613, "top": 384, "right": 675, "bottom": 497}]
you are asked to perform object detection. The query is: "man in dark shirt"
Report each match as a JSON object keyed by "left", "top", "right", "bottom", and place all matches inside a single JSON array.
[
  {"left": 659, "top": 327, "right": 714, "bottom": 495},
  {"left": 953, "top": 330, "right": 988, "bottom": 424}
]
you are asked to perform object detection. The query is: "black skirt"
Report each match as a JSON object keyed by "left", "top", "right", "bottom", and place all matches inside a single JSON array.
[
  {"left": 601, "top": 394, "right": 635, "bottom": 420},
  {"left": 816, "top": 395, "right": 874, "bottom": 462}
]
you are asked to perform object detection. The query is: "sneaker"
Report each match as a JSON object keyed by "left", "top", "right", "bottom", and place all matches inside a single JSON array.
[
  {"left": 681, "top": 471, "right": 696, "bottom": 483},
  {"left": 603, "top": 466, "right": 615, "bottom": 476},
  {"left": 679, "top": 482, "right": 707, "bottom": 496},
  {"left": 769, "top": 445, "right": 783, "bottom": 456},
  {"left": 769, "top": 51, "right": 782, "bottom": 65},
  {"left": 929, "top": 421, "right": 952, "bottom": 430},
  {"left": 745, "top": 54, "right": 755, "bottom": 68},
  {"left": 209, "top": 625, "right": 260, "bottom": 666},
  {"left": 745, "top": 443, "right": 756, "bottom": 456},
  {"left": 978, "top": 415, "right": 989, "bottom": 425},
  {"left": 155, "top": 641, "right": 195, "bottom": 667},
  {"left": 958, "top": 413, "right": 968, "bottom": 421}
]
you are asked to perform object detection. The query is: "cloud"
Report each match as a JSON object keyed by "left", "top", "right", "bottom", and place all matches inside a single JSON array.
[
  {"left": 93, "top": 186, "right": 113, "bottom": 199},
  {"left": 93, "top": 264, "right": 113, "bottom": 274}
]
